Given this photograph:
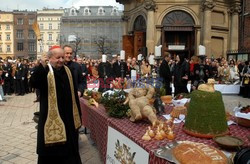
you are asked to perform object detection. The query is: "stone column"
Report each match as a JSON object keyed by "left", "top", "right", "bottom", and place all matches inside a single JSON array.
[
  {"left": 228, "top": 4, "right": 241, "bottom": 51},
  {"left": 122, "top": 15, "right": 130, "bottom": 35},
  {"left": 144, "top": 0, "right": 156, "bottom": 54},
  {"left": 202, "top": 0, "right": 216, "bottom": 57}
]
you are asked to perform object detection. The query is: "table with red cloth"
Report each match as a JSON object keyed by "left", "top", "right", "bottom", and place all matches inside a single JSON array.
[{"left": 80, "top": 98, "right": 250, "bottom": 163}]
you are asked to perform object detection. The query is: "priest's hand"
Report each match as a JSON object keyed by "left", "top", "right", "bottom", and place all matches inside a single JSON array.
[{"left": 41, "top": 53, "right": 48, "bottom": 68}]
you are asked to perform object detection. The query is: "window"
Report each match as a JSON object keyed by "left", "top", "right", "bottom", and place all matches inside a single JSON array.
[
  {"left": 17, "top": 30, "right": 23, "bottom": 39},
  {"left": 58, "top": 23, "right": 60, "bottom": 29},
  {"left": 17, "top": 18, "right": 23, "bottom": 25},
  {"left": 0, "top": 25, "right": 1, "bottom": 30},
  {"left": 28, "top": 30, "right": 35, "bottom": 39},
  {"left": 48, "top": 34, "right": 52, "bottom": 40},
  {"left": 6, "top": 24, "right": 10, "bottom": 30},
  {"left": 40, "top": 45, "right": 43, "bottom": 52},
  {"left": 0, "top": 45, "right": 2, "bottom": 52},
  {"left": 41, "top": 33, "right": 44, "bottom": 40},
  {"left": 40, "top": 23, "right": 44, "bottom": 29},
  {"left": 70, "top": 8, "right": 77, "bottom": 16},
  {"left": 6, "top": 34, "right": 10, "bottom": 40},
  {"left": 98, "top": 7, "right": 105, "bottom": 15},
  {"left": 49, "top": 23, "right": 52, "bottom": 30},
  {"left": 28, "top": 42, "right": 35, "bottom": 52},
  {"left": 0, "top": 34, "right": 1, "bottom": 40},
  {"left": 56, "top": 34, "right": 60, "bottom": 41},
  {"left": 84, "top": 8, "right": 91, "bottom": 16},
  {"left": 111, "top": 7, "right": 119, "bottom": 16},
  {"left": 7, "top": 45, "right": 11, "bottom": 52},
  {"left": 29, "top": 19, "right": 34, "bottom": 25},
  {"left": 48, "top": 45, "right": 52, "bottom": 51},
  {"left": 17, "top": 43, "right": 24, "bottom": 51}
]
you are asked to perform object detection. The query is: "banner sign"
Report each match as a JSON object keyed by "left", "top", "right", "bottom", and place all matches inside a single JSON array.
[
  {"left": 168, "top": 45, "right": 185, "bottom": 50},
  {"left": 106, "top": 126, "right": 149, "bottom": 164}
]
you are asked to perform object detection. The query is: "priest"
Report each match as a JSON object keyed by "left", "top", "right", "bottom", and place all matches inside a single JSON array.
[{"left": 30, "top": 46, "right": 82, "bottom": 164}]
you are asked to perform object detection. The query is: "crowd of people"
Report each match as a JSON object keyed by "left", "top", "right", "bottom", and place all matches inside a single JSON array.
[
  {"left": 0, "top": 51, "right": 250, "bottom": 102},
  {"left": 0, "top": 45, "right": 250, "bottom": 164}
]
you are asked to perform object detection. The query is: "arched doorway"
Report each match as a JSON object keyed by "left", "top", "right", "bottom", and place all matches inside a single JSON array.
[
  {"left": 133, "top": 15, "right": 146, "bottom": 58},
  {"left": 161, "top": 10, "right": 195, "bottom": 59}
]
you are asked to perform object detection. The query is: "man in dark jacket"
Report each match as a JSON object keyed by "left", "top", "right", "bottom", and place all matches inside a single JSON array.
[
  {"left": 14, "top": 58, "right": 25, "bottom": 95},
  {"left": 113, "top": 56, "right": 127, "bottom": 78},
  {"left": 76, "top": 58, "right": 88, "bottom": 90},
  {"left": 63, "top": 45, "right": 84, "bottom": 97},
  {"left": 159, "top": 53, "right": 172, "bottom": 95}
]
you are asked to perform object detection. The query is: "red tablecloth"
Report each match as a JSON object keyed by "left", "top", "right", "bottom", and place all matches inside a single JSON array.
[
  {"left": 80, "top": 98, "right": 250, "bottom": 164},
  {"left": 80, "top": 98, "right": 110, "bottom": 162}
]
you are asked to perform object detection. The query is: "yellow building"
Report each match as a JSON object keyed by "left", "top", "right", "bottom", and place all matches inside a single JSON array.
[
  {"left": 36, "top": 8, "right": 64, "bottom": 59},
  {"left": 0, "top": 12, "right": 14, "bottom": 59},
  {"left": 117, "top": 0, "right": 241, "bottom": 59}
]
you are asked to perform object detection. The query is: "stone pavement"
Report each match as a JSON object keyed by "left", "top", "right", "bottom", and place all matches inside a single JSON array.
[
  {"left": 0, "top": 93, "right": 249, "bottom": 164},
  {"left": 0, "top": 93, "right": 102, "bottom": 164}
]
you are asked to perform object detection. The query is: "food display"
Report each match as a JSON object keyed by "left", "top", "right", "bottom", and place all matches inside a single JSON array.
[
  {"left": 173, "top": 141, "right": 228, "bottom": 164},
  {"left": 213, "top": 135, "right": 244, "bottom": 150},
  {"left": 235, "top": 105, "right": 250, "bottom": 127},
  {"left": 161, "top": 95, "right": 172, "bottom": 104},
  {"left": 184, "top": 90, "right": 228, "bottom": 138},
  {"left": 240, "top": 105, "right": 250, "bottom": 113},
  {"left": 170, "top": 106, "right": 187, "bottom": 118},
  {"left": 174, "top": 93, "right": 190, "bottom": 100},
  {"left": 124, "top": 86, "right": 158, "bottom": 125},
  {"left": 141, "top": 120, "right": 175, "bottom": 141}
]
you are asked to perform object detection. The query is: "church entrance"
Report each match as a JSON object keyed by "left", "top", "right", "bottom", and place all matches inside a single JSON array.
[
  {"left": 161, "top": 10, "right": 195, "bottom": 59},
  {"left": 122, "top": 15, "right": 146, "bottom": 59}
]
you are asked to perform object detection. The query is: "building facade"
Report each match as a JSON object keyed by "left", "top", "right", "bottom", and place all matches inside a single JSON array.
[
  {"left": 36, "top": 8, "right": 64, "bottom": 59},
  {"left": 0, "top": 12, "right": 14, "bottom": 59},
  {"left": 233, "top": 0, "right": 250, "bottom": 61},
  {"left": 61, "top": 6, "right": 123, "bottom": 59},
  {"left": 117, "top": 0, "right": 241, "bottom": 59},
  {"left": 13, "top": 10, "right": 37, "bottom": 60}
]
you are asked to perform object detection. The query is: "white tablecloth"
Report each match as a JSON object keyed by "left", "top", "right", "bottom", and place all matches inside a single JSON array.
[
  {"left": 171, "top": 84, "right": 240, "bottom": 94},
  {"left": 214, "top": 84, "right": 240, "bottom": 94}
]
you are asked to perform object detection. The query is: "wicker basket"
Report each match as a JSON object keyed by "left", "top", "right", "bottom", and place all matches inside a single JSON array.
[{"left": 237, "top": 117, "right": 250, "bottom": 128}]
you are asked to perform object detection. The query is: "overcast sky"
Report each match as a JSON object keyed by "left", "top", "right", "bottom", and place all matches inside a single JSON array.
[{"left": 0, "top": 0, "right": 124, "bottom": 11}]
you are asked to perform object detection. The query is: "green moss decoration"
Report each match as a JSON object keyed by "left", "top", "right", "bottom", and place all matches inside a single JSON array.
[
  {"left": 184, "top": 90, "right": 228, "bottom": 136},
  {"left": 100, "top": 91, "right": 129, "bottom": 118}
]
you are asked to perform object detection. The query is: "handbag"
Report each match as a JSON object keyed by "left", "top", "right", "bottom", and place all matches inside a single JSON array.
[{"left": 243, "top": 77, "right": 249, "bottom": 85}]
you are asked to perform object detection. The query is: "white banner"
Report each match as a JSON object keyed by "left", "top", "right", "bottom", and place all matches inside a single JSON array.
[
  {"left": 168, "top": 45, "right": 185, "bottom": 50},
  {"left": 106, "top": 126, "right": 149, "bottom": 164}
]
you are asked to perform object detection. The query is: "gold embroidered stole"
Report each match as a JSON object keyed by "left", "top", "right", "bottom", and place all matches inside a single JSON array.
[
  {"left": 64, "top": 65, "right": 81, "bottom": 129},
  {"left": 44, "top": 64, "right": 81, "bottom": 145}
]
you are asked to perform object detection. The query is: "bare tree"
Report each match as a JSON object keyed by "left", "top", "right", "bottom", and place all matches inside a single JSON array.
[
  {"left": 72, "top": 35, "right": 82, "bottom": 58},
  {"left": 61, "top": 33, "right": 83, "bottom": 58},
  {"left": 94, "top": 36, "right": 115, "bottom": 54}
]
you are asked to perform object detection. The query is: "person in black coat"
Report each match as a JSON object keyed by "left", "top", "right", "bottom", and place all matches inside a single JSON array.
[
  {"left": 173, "top": 54, "right": 190, "bottom": 96},
  {"left": 14, "top": 58, "right": 25, "bottom": 95},
  {"left": 30, "top": 46, "right": 82, "bottom": 164},
  {"left": 23, "top": 59, "right": 29, "bottom": 94},
  {"left": 113, "top": 56, "right": 127, "bottom": 78},
  {"left": 98, "top": 61, "right": 113, "bottom": 92},
  {"left": 2, "top": 59, "right": 12, "bottom": 95},
  {"left": 63, "top": 45, "right": 84, "bottom": 97},
  {"left": 159, "top": 53, "right": 172, "bottom": 95},
  {"left": 77, "top": 58, "right": 88, "bottom": 90}
]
